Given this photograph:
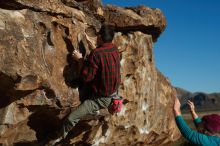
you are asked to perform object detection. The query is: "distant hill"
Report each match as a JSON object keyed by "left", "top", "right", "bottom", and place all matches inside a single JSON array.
[{"left": 175, "top": 87, "right": 220, "bottom": 112}]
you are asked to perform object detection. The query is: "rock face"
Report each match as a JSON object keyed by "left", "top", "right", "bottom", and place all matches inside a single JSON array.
[{"left": 0, "top": 0, "right": 179, "bottom": 145}]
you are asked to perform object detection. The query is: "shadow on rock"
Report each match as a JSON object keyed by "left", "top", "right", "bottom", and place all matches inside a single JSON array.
[
  {"left": 13, "top": 141, "right": 39, "bottom": 146},
  {"left": 0, "top": 72, "right": 36, "bottom": 108},
  {"left": 57, "top": 122, "right": 92, "bottom": 146},
  {"left": 27, "top": 106, "right": 62, "bottom": 142},
  {"left": 62, "top": 34, "right": 89, "bottom": 102}
]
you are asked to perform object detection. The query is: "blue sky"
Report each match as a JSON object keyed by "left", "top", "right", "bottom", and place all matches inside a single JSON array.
[{"left": 102, "top": 0, "right": 220, "bottom": 93}]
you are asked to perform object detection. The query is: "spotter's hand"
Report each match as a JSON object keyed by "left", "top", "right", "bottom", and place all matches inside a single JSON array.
[
  {"left": 72, "top": 50, "right": 82, "bottom": 61},
  {"left": 173, "top": 97, "right": 181, "bottom": 116},
  {"left": 187, "top": 100, "right": 195, "bottom": 112}
]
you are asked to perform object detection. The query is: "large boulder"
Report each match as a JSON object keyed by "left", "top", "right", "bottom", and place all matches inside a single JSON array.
[{"left": 0, "top": 0, "right": 179, "bottom": 145}]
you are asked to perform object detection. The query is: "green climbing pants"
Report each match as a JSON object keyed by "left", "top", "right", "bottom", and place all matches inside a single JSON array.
[
  {"left": 63, "top": 97, "right": 112, "bottom": 136},
  {"left": 66, "top": 96, "right": 112, "bottom": 128}
]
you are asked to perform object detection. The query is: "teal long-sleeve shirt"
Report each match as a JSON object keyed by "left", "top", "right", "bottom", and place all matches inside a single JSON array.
[{"left": 175, "top": 115, "right": 220, "bottom": 146}]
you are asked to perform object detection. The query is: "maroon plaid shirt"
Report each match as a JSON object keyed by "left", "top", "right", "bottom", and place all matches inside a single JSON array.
[{"left": 80, "top": 43, "right": 121, "bottom": 96}]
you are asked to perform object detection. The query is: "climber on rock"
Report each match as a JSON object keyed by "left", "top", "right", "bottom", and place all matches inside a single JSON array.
[{"left": 47, "top": 24, "right": 122, "bottom": 145}]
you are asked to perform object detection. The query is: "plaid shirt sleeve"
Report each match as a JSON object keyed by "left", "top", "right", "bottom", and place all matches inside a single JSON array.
[{"left": 80, "top": 51, "right": 99, "bottom": 82}]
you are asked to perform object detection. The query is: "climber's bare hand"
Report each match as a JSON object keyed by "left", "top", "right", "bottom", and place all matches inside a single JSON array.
[{"left": 72, "top": 50, "right": 82, "bottom": 61}]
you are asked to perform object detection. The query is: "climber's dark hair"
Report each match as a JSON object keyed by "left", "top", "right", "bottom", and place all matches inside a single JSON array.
[{"left": 98, "top": 24, "right": 115, "bottom": 43}]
